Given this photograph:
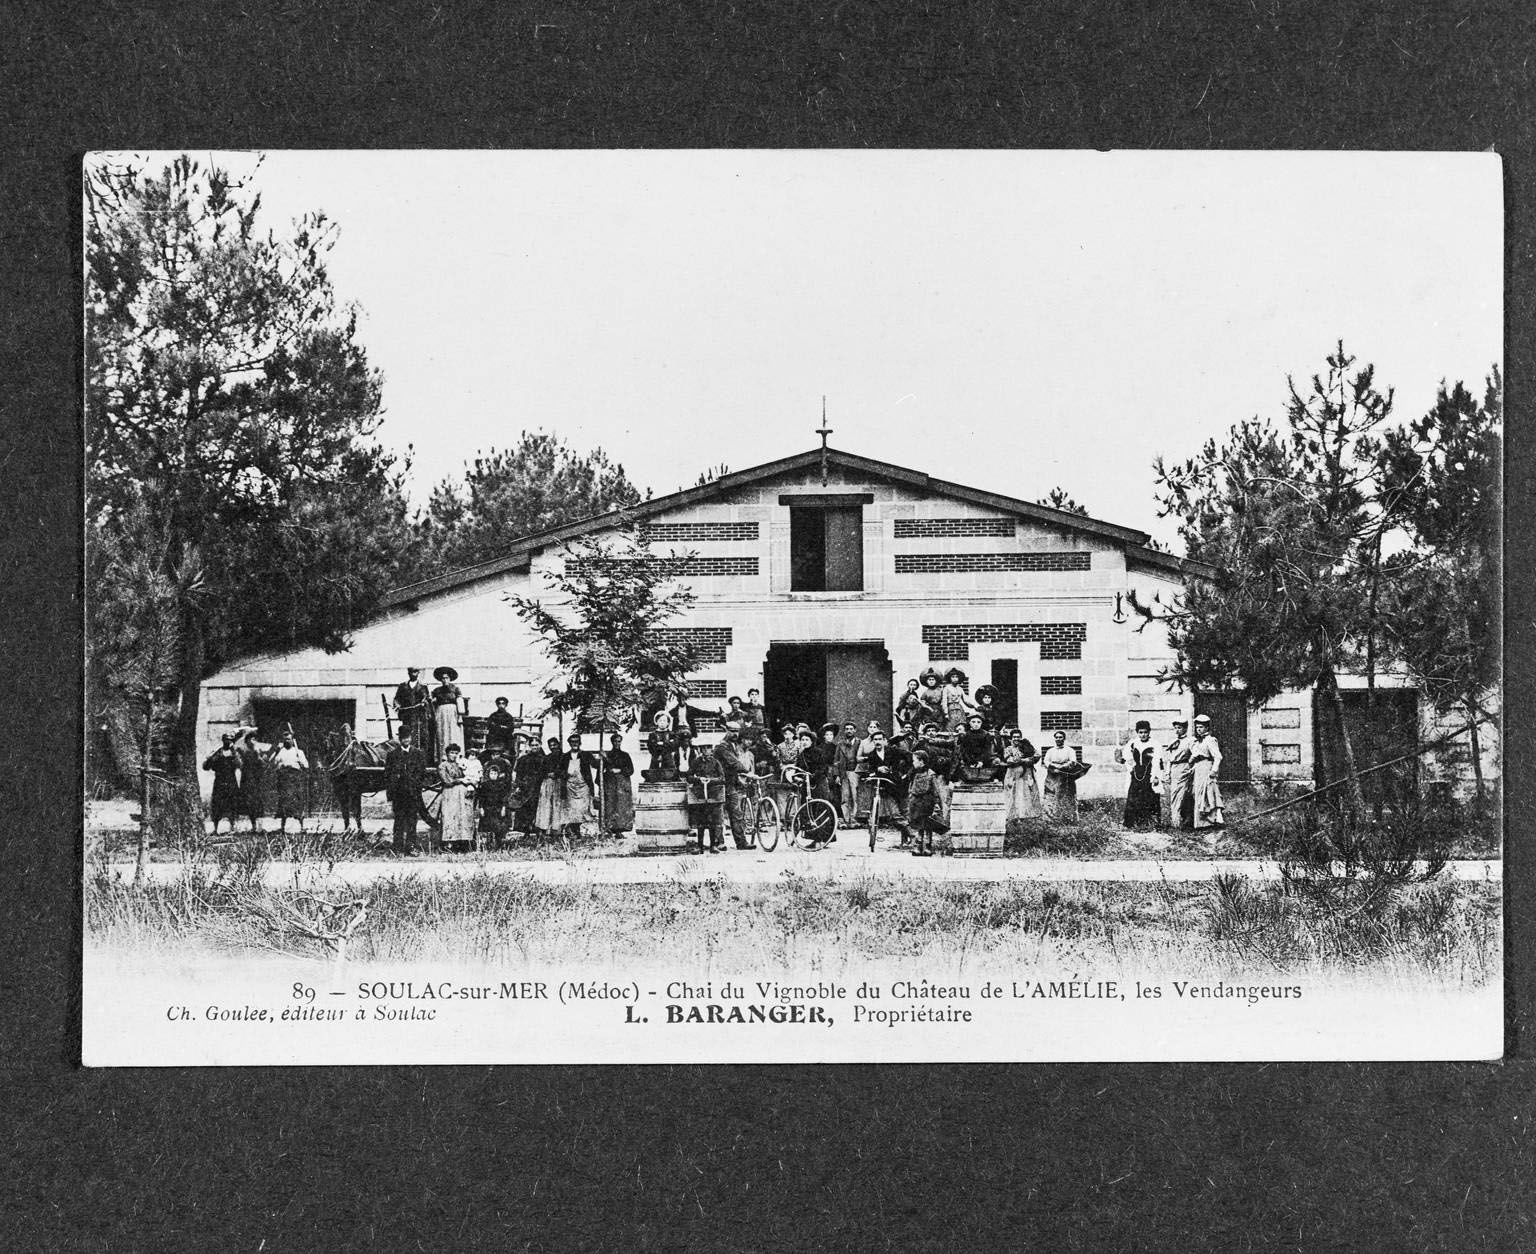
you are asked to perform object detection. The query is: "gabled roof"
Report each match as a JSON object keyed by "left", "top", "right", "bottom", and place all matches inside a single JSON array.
[{"left": 382, "top": 446, "right": 1206, "bottom": 607}]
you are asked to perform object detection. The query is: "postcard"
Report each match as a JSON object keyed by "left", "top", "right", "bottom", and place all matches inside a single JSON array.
[{"left": 83, "top": 150, "right": 1502, "bottom": 1063}]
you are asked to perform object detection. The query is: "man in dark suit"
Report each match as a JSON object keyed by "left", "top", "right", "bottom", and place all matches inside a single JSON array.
[
  {"left": 392, "top": 667, "right": 431, "bottom": 748},
  {"left": 385, "top": 730, "right": 428, "bottom": 855},
  {"left": 713, "top": 728, "right": 757, "bottom": 850},
  {"left": 859, "top": 730, "right": 915, "bottom": 844}
]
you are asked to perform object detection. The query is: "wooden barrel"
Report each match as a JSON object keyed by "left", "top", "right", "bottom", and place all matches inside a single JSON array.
[
  {"left": 946, "top": 783, "right": 1007, "bottom": 853},
  {"left": 634, "top": 781, "right": 692, "bottom": 853}
]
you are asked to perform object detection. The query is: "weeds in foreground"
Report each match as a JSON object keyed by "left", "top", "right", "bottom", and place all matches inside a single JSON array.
[{"left": 86, "top": 869, "right": 1500, "bottom": 985}]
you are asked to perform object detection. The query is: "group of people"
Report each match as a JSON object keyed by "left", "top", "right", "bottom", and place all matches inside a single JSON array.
[
  {"left": 201, "top": 727, "right": 313, "bottom": 836},
  {"left": 379, "top": 724, "right": 638, "bottom": 856},
  {"left": 204, "top": 660, "right": 1227, "bottom": 850},
  {"left": 1118, "top": 714, "right": 1226, "bottom": 833},
  {"left": 390, "top": 665, "right": 473, "bottom": 763}
]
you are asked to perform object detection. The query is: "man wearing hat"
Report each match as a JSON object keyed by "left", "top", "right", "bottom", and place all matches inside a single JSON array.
[
  {"left": 884, "top": 728, "right": 917, "bottom": 844},
  {"left": 392, "top": 667, "right": 430, "bottom": 749},
  {"left": 713, "top": 727, "right": 757, "bottom": 850},
  {"left": 430, "top": 667, "right": 463, "bottom": 761},
  {"left": 1164, "top": 718, "right": 1196, "bottom": 830},
  {"left": 485, "top": 696, "right": 519, "bottom": 757},
  {"left": 682, "top": 728, "right": 725, "bottom": 853},
  {"left": 384, "top": 728, "right": 428, "bottom": 855},
  {"left": 509, "top": 732, "right": 544, "bottom": 838}
]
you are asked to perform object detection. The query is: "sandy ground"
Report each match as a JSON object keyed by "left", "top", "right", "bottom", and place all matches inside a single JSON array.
[{"left": 114, "top": 840, "right": 1502, "bottom": 888}]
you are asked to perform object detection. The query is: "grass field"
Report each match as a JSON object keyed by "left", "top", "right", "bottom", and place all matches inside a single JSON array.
[{"left": 85, "top": 857, "right": 1502, "bottom": 987}]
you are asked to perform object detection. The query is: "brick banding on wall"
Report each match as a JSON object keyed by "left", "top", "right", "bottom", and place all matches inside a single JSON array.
[
  {"left": 922, "top": 623, "right": 1087, "bottom": 662},
  {"left": 895, "top": 551, "right": 1091, "bottom": 573},
  {"left": 650, "top": 627, "right": 732, "bottom": 665},
  {"left": 894, "top": 517, "right": 1016, "bottom": 538},
  {"left": 568, "top": 556, "right": 758, "bottom": 578},
  {"left": 639, "top": 521, "right": 760, "bottom": 543},
  {"left": 687, "top": 680, "right": 728, "bottom": 699},
  {"left": 1040, "top": 675, "right": 1082, "bottom": 696},
  {"left": 1040, "top": 711, "right": 1083, "bottom": 731}
]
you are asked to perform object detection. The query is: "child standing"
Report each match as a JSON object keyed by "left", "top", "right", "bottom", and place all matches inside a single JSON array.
[{"left": 906, "top": 749, "right": 945, "bottom": 857}]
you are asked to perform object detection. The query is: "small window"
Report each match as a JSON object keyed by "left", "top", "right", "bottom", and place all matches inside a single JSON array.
[{"left": 790, "top": 505, "right": 863, "bottom": 591}]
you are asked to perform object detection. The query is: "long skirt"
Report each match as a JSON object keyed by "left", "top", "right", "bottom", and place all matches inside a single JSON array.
[
  {"left": 557, "top": 778, "right": 594, "bottom": 829},
  {"left": 434, "top": 705, "right": 461, "bottom": 757},
  {"left": 272, "top": 766, "right": 307, "bottom": 821},
  {"left": 513, "top": 788, "right": 540, "bottom": 834},
  {"left": 1192, "top": 761, "right": 1225, "bottom": 828},
  {"left": 210, "top": 779, "right": 242, "bottom": 824},
  {"left": 1166, "top": 769, "right": 1195, "bottom": 829},
  {"left": 534, "top": 777, "right": 562, "bottom": 832},
  {"left": 602, "top": 774, "right": 635, "bottom": 833},
  {"left": 1005, "top": 765, "right": 1043, "bottom": 833},
  {"left": 1043, "top": 771, "right": 1078, "bottom": 822},
  {"left": 1123, "top": 773, "right": 1160, "bottom": 829},
  {"left": 439, "top": 781, "right": 476, "bottom": 845}
]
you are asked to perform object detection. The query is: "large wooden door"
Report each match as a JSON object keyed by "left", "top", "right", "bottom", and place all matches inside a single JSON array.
[{"left": 824, "top": 645, "right": 893, "bottom": 731}]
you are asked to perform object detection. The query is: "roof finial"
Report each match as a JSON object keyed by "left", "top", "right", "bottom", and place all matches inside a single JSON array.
[{"left": 816, "top": 396, "right": 833, "bottom": 485}]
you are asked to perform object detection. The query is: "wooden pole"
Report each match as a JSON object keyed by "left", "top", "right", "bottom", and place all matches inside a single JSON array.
[{"left": 381, "top": 693, "right": 393, "bottom": 740}]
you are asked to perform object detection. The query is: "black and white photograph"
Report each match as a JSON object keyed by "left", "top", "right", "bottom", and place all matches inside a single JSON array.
[{"left": 82, "top": 150, "right": 1502, "bottom": 1064}]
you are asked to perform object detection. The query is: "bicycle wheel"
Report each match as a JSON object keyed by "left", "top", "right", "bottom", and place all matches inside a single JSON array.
[
  {"left": 793, "top": 798, "right": 838, "bottom": 849},
  {"left": 868, "top": 786, "right": 881, "bottom": 850},
  {"left": 754, "top": 797, "right": 781, "bottom": 852}
]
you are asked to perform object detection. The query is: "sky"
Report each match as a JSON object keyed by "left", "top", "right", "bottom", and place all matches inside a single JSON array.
[{"left": 111, "top": 150, "right": 1502, "bottom": 549}]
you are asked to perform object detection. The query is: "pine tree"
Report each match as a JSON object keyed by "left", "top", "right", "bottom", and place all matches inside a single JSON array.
[
  {"left": 1374, "top": 371, "right": 1501, "bottom": 801},
  {"left": 86, "top": 155, "right": 411, "bottom": 784},
  {"left": 1153, "top": 343, "right": 1397, "bottom": 814},
  {"left": 408, "top": 434, "right": 645, "bottom": 580}
]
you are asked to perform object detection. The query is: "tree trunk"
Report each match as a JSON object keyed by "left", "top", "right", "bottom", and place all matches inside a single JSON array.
[
  {"left": 1465, "top": 697, "right": 1486, "bottom": 806},
  {"left": 1318, "top": 667, "right": 1366, "bottom": 816},
  {"left": 170, "top": 612, "right": 207, "bottom": 782}
]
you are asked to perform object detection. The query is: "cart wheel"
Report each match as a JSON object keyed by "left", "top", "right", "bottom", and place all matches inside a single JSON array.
[
  {"left": 794, "top": 798, "right": 838, "bottom": 848},
  {"left": 755, "top": 797, "right": 781, "bottom": 852}
]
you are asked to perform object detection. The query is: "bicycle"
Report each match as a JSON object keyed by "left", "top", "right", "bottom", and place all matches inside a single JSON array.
[
  {"left": 765, "top": 769, "right": 839, "bottom": 851},
  {"left": 736, "top": 773, "right": 783, "bottom": 852}
]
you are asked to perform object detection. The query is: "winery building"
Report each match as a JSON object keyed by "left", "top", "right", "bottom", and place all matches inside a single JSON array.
[{"left": 195, "top": 446, "right": 1484, "bottom": 802}]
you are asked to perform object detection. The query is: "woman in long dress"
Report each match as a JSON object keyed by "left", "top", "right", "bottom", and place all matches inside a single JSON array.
[
  {"left": 1041, "top": 730, "right": 1082, "bottom": 823},
  {"left": 940, "top": 669, "right": 977, "bottom": 733},
  {"left": 601, "top": 733, "right": 635, "bottom": 835},
  {"left": 916, "top": 668, "right": 945, "bottom": 729},
  {"left": 1002, "top": 729, "right": 1043, "bottom": 833},
  {"left": 436, "top": 743, "right": 476, "bottom": 849},
  {"left": 202, "top": 734, "right": 243, "bottom": 835},
  {"left": 1119, "top": 720, "right": 1163, "bottom": 830},
  {"left": 533, "top": 737, "right": 564, "bottom": 834},
  {"left": 1189, "top": 715, "right": 1225, "bottom": 830},
  {"left": 430, "top": 666, "right": 463, "bottom": 761}
]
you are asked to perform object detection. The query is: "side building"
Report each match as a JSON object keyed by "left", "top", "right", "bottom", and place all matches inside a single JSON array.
[{"left": 194, "top": 447, "right": 1491, "bottom": 803}]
